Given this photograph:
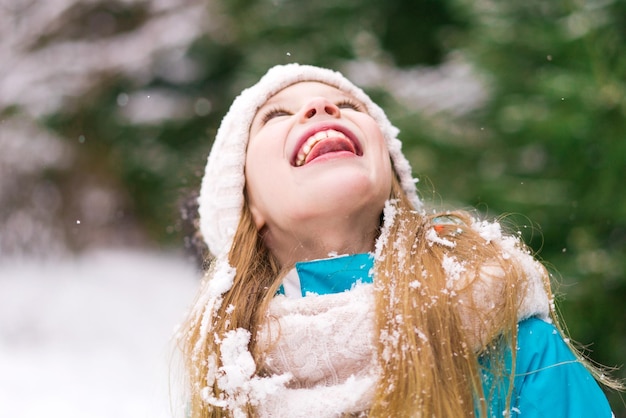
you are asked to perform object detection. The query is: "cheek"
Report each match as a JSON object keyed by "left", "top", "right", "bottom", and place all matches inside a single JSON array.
[
  {"left": 371, "top": 131, "right": 393, "bottom": 181},
  {"left": 370, "top": 138, "right": 393, "bottom": 202},
  {"left": 245, "top": 133, "right": 275, "bottom": 183},
  {"left": 244, "top": 151, "right": 269, "bottom": 202},
  {"left": 245, "top": 143, "right": 285, "bottom": 194},
  {"left": 244, "top": 143, "right": 292, "bottom": 230}
]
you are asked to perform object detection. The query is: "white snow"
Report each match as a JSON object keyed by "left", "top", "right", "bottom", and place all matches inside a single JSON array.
[
  {"left": 374, "top": 199, "right": 398, "bottom": 261},
  {"left": 0, "top": 248, "right": 199, "bottom": 418},
  {"left": 441, "top": 254, "right": 466, "bottom": 289},
  {"left": 425, "top": 227, "right": 456, "bottom": 248},
  {"left": 472, "top": 219, "right": 503, "bottom": 243}
]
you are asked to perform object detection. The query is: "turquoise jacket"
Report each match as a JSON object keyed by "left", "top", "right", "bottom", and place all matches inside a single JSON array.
[
  {"left": 482, "top": 317, "right": 612, "bottom": 417},
  {"left": 278, "top": 253, "right": 613, "bottom": 417}
]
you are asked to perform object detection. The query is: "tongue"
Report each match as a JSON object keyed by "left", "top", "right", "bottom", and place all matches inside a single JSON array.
[{"left": 305, "top": 137, "right": 356, "bottom": 165}]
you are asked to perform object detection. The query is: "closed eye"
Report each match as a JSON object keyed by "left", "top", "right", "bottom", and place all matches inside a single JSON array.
[
  {"left": 261, "top": 107, "right": 291, "bottom": 124},
  {"left": 336, "top": 99, "right": 362, "bottom": 112}
]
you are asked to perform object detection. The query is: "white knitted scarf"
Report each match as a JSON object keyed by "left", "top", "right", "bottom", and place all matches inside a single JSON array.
[
  {"left": 256, "top": 284, "right": 378, "bottom": 417},
  {"left": 251, "top": 241, "right": 551, "bottom": 417}
]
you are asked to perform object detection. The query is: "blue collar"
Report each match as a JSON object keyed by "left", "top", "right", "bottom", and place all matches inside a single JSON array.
[{"left": 277, "top": 253, "right": 374, "bottom": 298}]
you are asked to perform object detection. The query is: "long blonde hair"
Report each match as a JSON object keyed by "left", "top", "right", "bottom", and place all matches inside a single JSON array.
[
  {"left": 369, "top": 178, "right": 525, "bottom": 417},
  {"left": 177, "top": 174, "right": 614, "bottom": 417}
]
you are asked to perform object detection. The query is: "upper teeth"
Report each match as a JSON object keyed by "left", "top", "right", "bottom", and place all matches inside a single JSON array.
[{"left": 295, "top": 129, "right": 348, "bottom": 166}]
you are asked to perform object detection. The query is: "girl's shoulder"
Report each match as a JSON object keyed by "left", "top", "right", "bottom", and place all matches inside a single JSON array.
[{"left": 511, "top": 317, "right": 613, "bottom": 417}]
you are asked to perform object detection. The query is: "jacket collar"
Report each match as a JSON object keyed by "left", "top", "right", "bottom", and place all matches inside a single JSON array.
[{"left": 278, "top": 253, "right": 374, "bottom": 298}]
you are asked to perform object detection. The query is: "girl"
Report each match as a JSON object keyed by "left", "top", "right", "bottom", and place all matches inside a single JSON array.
[{"left": 178, "top": 64, "right": 619, "bottom": 417}]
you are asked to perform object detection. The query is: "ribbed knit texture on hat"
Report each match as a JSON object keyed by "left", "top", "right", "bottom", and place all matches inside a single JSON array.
[{"left": 198, "top": 63, "right": 422, "bottom": 256}]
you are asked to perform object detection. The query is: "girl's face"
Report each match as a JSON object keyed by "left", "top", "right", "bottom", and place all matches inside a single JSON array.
[{"left": 245, "top": 81, "right": 392, "bottom": 261}]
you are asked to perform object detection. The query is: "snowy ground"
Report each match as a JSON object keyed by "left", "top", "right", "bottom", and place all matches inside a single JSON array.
[{"left": 0, "top": 249, "right": 200, "bottom": 418}]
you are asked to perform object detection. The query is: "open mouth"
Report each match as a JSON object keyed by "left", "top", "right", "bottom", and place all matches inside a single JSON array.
[{"left": 294, "top": 128, "right": 361, "bottom": 167}]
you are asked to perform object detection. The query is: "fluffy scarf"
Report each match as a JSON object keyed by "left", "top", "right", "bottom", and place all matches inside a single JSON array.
[{"left": 252, "top": 255, "right": 551, "bottom": 416}]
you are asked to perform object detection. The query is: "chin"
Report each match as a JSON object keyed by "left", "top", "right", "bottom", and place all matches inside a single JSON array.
[{"left": 314, "top": 179, "right": 388, "bottom": 211}]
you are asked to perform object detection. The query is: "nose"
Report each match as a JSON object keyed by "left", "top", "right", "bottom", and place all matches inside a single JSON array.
[{"left": 299, "top": 98, "right": 340, "bottom": 122}]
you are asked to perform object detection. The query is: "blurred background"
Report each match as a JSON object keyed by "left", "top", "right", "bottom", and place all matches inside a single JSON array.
[{"left": 1, "top": 0, "right": 624, "bottom": 416}]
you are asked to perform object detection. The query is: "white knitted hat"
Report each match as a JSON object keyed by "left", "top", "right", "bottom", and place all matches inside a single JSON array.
[{"left": 198, "top": 63, "right": 422, "bottom": 256}]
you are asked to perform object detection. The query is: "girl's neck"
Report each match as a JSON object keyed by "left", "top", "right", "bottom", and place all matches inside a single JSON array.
[{"left": 264, "top": 219, "right": 378, "bottom": 267}]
